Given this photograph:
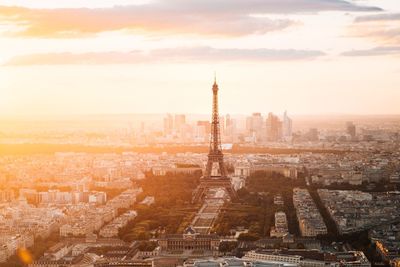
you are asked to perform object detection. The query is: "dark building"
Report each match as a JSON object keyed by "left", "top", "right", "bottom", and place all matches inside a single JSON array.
[
  {"left": 346, "top": 121, "right": 356, "bottom": 139},
  {"left": 157, "top": 226, "right": 219, "bottom": 253},
  {"left": 95, "top": 261, "right": 153, "bottom": 267}
]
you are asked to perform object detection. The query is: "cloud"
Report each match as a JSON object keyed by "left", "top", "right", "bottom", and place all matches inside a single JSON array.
[
  {"left": 351, "top": 27, "right": 400, "bottom": 44},
  {"left": 4, "top": 46, "right": 325, "bottom": 65},
  {"left": 0, "top": 0, "right": 382, "bottom": 37},
  {"left": 349, "top": 12, "right": 400, "bottom": 45},
  {"left": 355, "top": 13, "right": 400, "bottom": 23},
  {"left": 341, "top": 46, "right": 400, "bottom": 56}
]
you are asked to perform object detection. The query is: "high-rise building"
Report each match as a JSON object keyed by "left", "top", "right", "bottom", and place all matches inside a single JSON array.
[
  {"left": 266, "top": 112, "right": 283, "bottom": 142},
  {"left": 195, "top": 125, "right": 207, "bottom": 142},
  {"left": 174, "top": 114, "right": 186, "bottom": 131},
  {"left": 163, "top": 113, "right": 174, "bottom": 135},
  {"left": 246, "top": 113, "right": 263, "bottom": 134},
  {"left": 224, "top": 114, "right": 237, "bottom": 142},
  {"left": 197, "top": 120, "right": 211, "bottom": 137},
  {"left": 246, "top": 112, "right": 264, "bottom": 142},
  {"left": 225, "top": 114, "right": 235, "bottom": 136},
  {"left": 246, "top": 116, "right": 253, "bottom": 134},
  {"left": 346, "top": 121, "right": 356, "bottom": 139},
  {"left": 225, "top": 114, "right": 232, "bottom": 129},
  {"left": 252, "top": 113, "right": 263, "bottom": 133},
  {"left": 283, "top": 111, "right": 293, "bottom": 139},
  {"left": 179, "top": 123, "right": 193, "bottom": 142}
]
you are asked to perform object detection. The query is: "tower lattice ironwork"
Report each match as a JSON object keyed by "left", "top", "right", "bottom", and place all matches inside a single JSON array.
[
  {"left": 192, "top": 77, "right": 236, "bottom": 203},
  {"left": 204, "top": 78, "right": 227, "bottom": 178}
]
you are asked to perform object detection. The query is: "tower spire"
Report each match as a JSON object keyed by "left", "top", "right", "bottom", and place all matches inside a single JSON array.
[{"left": 214, "top": 71, "right": 217, "bottom": 85}]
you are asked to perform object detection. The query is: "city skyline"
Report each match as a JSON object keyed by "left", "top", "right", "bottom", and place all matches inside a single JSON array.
[
  {"left": 1, "top": 1, "right": 400, "bottom": 266},
  {"left": 1, "top": 0, "right": 400, "bottom": 116}
]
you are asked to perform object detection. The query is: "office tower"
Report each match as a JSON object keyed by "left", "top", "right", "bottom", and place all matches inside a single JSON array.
[
  {"left": 283, "top": 111, "right": 293, "bottom": 138},
  {"left": 266, "top": 112, "right": 283, "bottom": 142},
  {"left": 196, "top": 120, "right": 211, "bottom": 142},
  {"left": 252, "top": 113, "right": 263, "bottom": 132},
  {"left": 197, "top": 121, "right": 211, "bottom": 136},
  {"left": 225, "top": 114, "right": 237, "bottom": 142},
  {"left": 179, "top": 123, "right": 193, "bottom": 142},
  {"left": 163, "top": 113, "right": 174, "bottom": 135},
  {"left": 174, "top": 114, "right": 186, "bottom": 131},
  {"left": 246, "top": 112, "right": 264, "bottom": 142},
  {"left": 246, "top": 116, "right": 253, "bottom": 134},
  {"left": 246, "top": 112, "right": 263, "bottom": 134},
  {"left": 225, "top": 114, "right": 232, "bottom": 129},
  {"left": 225, "top": 114, "right": 234, "bottom": 137},
  {"left": 346, "top": 121, "right": 356, "bottom": 139}
]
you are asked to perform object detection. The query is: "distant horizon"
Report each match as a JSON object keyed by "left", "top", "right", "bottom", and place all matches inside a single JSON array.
[{"left": 2, "top": 112, "right": 400, "bottom": 119}]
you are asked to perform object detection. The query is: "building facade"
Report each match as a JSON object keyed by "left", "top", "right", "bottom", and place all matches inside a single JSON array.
[{"left": 158, "top": 227, "right": 219, "bottom": 253}]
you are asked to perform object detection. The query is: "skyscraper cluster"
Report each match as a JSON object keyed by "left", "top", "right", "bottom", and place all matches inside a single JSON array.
[
  {"left": 246, "top": 111, "right": 292, "bottom": 143},
  {"left": 162, "top": 113, "right": 238, "bottom": 143},
  {"left": 161, "top": 111, "right": 292, "bottom": 144},
  {"left": 163, "top": 114, "right": 187, "bottom": 135}
]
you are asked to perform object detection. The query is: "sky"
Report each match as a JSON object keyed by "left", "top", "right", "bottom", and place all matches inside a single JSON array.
[{"left": 0, "top": 0, "right": 399, "bottom": 116}]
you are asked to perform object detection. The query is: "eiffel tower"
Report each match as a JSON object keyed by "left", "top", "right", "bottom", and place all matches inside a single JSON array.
[{"left": 192, "top": 77, "right": 237, "bottom": 203}]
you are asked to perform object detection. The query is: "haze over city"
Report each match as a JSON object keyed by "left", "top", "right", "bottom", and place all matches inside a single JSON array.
[{"left": 1, "top": 1, "right": 400, "bottom": 267}]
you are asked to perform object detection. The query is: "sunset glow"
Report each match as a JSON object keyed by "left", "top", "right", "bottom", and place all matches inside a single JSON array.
[
  {"left": 0, "top": 0, "right": 399, "bottom": 116},
  {"left": 1, "top": 2, "right": 400, "bottom": 266}
]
